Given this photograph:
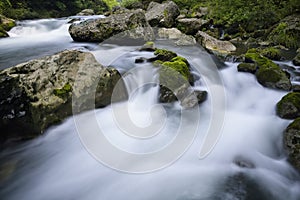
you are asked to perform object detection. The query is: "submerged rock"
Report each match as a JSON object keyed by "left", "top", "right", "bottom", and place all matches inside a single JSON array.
[
  {"left": 245, "top": 52, "right": 291, "bottom": 91},
  {"left": 0, "top": 50, "right": 127, "bottom": 143},
  {"left": 69, "top": 9, "right": 154, "bottom": 43},
  {"left": 145, "top": 1, "right": 180, "bottom": 28},
  {"left": 284, "top": 118, "right": 300, "bottom": 171},
  {"left": 276, "top": 92, "right": 300, "bottom": 119}
]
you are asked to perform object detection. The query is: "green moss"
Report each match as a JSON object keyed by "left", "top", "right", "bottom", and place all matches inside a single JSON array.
[
  {"left": 162, "top": 60, "right": 190, "bottom": 81},
  {"left": 146, "top": 41, "right": 154, "bottom": 46},
  {"left": 277, "top": 92, "right": 300, "bottom": 115},
  {"left": 154, "top": 49, "right": 177, "bottom": 61},
  {"left": 171, "top": 56, "right": 189, "bottom": 66},
  {"left": 153, "top": 60, "right": 163, "bottom": 67},
  {"left": 287, "top": 118, "right": 300, "bottom": 130},
  {"left": 261, "top": 47, "right": 282, "bottom": 60},
  {"left": 0, "top": 26, "right": 8, "bottom": 38},
  {"left": 53, "top": 83, "right": 72, "bottom": 98}
]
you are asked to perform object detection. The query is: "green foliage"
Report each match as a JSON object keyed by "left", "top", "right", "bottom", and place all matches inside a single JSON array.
[
  {"left": 208, "top": 0, "right": 299, "bottom": 34},
  {"left": 268, "top": 22, "right": 299, "bottom": 49},
  {"left": 261, "top": 47, "right": 282, "bottom": 60},
  {"left": 1, "top": 0, "right": 112, "bottom": 19},
  {"left": 103, "top": 0, "right": 118, "bottom": 10},
  {"left": 121, "top": 0, "right": 140, "bottom": 8}
]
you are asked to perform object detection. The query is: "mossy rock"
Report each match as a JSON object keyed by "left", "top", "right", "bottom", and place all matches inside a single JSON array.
[
  {"left": 268, "top": 17, "right": 300, "bottom": 49},
  {"left": 0, "top": 26, "right": 9, "bottom": 38},
  {"left": 284, "top": 118, "right": 300, "bottom": 171},
  {"left": 162, "top": 60, "right": 190, "bottom": 81},
  {"left": 153, "top": 49, "right": 177, "bottom": 61},
  {"left": 53, "top": 83, "right": 72, "bottom": 99},
  {"left": 245, "top": 52, "right": 291, "bottom": 90},
  {"left": 293, "top": 53, "right": 300, "bottom": 66},
  {"left": 276, "top": 92, "right": 300, "bottom": 119},
  {"left": 237, "top": 63, "right": 257, "bottom": 74},
  {"left": 261, "top": 47, "right": 283, "bottom": 61}
]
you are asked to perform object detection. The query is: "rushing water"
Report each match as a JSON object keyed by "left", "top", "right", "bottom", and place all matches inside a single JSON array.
[{"left": 0, "top": 18, "right": 300, "bottom": 200}]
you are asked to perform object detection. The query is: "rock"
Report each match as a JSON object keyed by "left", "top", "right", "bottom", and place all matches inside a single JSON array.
[
  {"left": 180, "top": 90, "right": 207, "bottom": 108},
  {"left": 139, "top": 41, "right": 156, "bottom": 52},
  {"left": 145, "top": 1, "right": 180, "bottom": 28},
  {"left": 0, "top": 50, "right": 127, "bottom": 143},
  {"left": 284, "top": 118, "right": 300, "bottom": 171},
  {"left": 157, "top": 28, "right": 196, "bottom": 46},
  {"left": 0, "top": 26, "right": 9, "bottom": 38},
  {"left": 69, "top": 9, "right": 154, "bottom": 43},
  {"left": 293, "top": 53, "right": 300, "bottom": 66},
  {"left": 233, "top": 156, "right": 255, "bottom": 169},
  {"left": 237, "top": 63, "right": 257, "bottom": 74},
  {"left": 261, "top": 47, "right": 283, "bottom": 61},
  {"left": 135, "top": 57, "right": 147, "bottom": 63},
  {"left": 276, "top": 92, "right": 300, "bottom": 119},
  {"left": 149, "top": 48, "right": 177, "bottom": 62},
  {"left": 245, "top": 52, "right": 292, "bottom": 91},
  {"left": 176, "top": 18, "right": 207, "bottom": 35},
  {"left": 293, "top": 85, "right": 300, "bottom": 92},
  {"left": 196, "top": 31, "right": 236, "bottom": 58},
  {"left": 76, "top": 9, "right": 95, "bottom": 16},
  {"left": 268, "top": 14, "right": 300, "bottom": 49},
  {"left": 0, "top": 15, "right": 16, "bottom": 31}
]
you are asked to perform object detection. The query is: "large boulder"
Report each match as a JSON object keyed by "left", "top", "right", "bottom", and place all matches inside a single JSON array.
[
  {"left": 176, "top": 18, "right": 207, "bottom": 35},
  {"left": 276, "top": 92, "right": 300, "bottom": 119},
  {"left": 69, "top": 9, "right": 154, "bottom": 42},
  {"left": 195, "top": 31, "right": 236, "bottom": 58},
  {"left": 245, "top": 52, "right": 291, "bottom": 91},
  {"left": 145, "top": 1, "right": 180, "bottom": 28},
  {"left": 0, "top": 50, "right": 127, "bottom": 143},
  {"left": 284, "top": 118, "right": 300, "bottom": 171}
]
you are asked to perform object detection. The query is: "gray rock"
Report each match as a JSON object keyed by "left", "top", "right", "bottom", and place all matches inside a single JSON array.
[
  {"left": 176, "top": 18, "right": 207, "bottom": 35},
  {"left": 284, "top": 118, "right": 300, "bottom": 171},
  {"left": 76, "top": 9, "right": 95, "bottom": 16},
  {"left": 69, "top": 9, "right": 154, "bottom": 43},
  {"left": 146, "top": 1, "right": 180, "bottom": 28},
  {"left": 0, "top": 50, "right": 127, "bottom": 143},
  {"left": 157, "top": 28, "right": 196, "bottom": 46},
  {"left": 196, "top": 31, "right": 236, "bottom": 58},
  {"left": 180, "top": 90, "right": 207, "bottom": 109}
]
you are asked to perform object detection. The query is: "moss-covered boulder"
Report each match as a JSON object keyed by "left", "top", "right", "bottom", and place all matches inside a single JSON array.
[
  {"left": 76, "top": 9, "right": 95, "bottom": 16},
  {"left": 284, "top": 118, "right": 300, "bottom": 171},
  {"left": 237, "top": 63, "right": 257, "bottom": 74},
  {"left": 0, "top": 50, "right": 127, "bottom": 143},
  {"left": 268, "top": 14, "right": 300, "bottom": 49},
  {"left": 245, "top": 52, "right": 291, "bottom": 91},
  {"left": 0, "top": 15, "right": 16, "bottom": 31},
  {"left": 293, "top": 53, "right": 300, "bottom": 66},
  {"left": 260, "top": 47, "right": 283, "bottom": 61},
  {"left": 69, "top": 9, "right": 154, "bottom": 42},
  {"left": 0, "top": 26, "right": 9, "bottom": 38},
  {"left": 276, "top": 92, "right": 300, "bottom": 119},
  {"left": 145, "top": 1, "right": 180, "bottom": 28}
]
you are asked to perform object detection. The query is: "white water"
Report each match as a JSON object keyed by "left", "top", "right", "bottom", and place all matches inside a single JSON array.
[{"left": 0, "top": 18, "right": 300, "bottom": 200}]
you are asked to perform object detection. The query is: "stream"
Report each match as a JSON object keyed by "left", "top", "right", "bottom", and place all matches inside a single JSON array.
[{"left": 0, "top": 17, "right": 300, "bottom": 200}]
